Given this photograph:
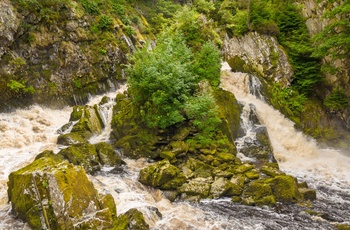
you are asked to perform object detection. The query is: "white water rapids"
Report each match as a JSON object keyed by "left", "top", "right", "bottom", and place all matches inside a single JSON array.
[{"left": 0, "top": 65, "right": 349, "bottom": 229}]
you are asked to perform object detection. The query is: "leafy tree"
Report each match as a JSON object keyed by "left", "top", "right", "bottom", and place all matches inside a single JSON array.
[
  {"left": 192, "top": 42, "right": 221, "bottom": 87},
  {"left": 127, "top": 32, "right": 195, "bottom": 128}
]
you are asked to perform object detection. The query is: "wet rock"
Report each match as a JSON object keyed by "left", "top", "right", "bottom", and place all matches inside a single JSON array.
[
  {"left": 242, "top": 180, "right": 276, "bottom": 206},
  {"left": 139, "top": 160, "right": 187, "bottom": 190},
  {"left": 178, "top": 178, "right": 212, "bottom": 199},
  {"left": 116, "top": 208, "right": 149, "bottom": 230},
  {"left": 7, "top": 157, "right": 116, "bottom": 229},
  {"left": 58, "top": 105, "right": 105, "bottom": 145},
  {"left": 268, "top": 175, "right": 302, "bottom": 203},
  {"left": 58, "top": 142, "right": 122, "bottom": 174},
  {"left": 111, "top": 95, "right": 160, "bottom": 159},
  {"left": 211, "top": 177, "right": 242, "bottom": 198},
  {"left": 299, "top": 188, "right": 317, "bottom": 201},
  {"left": 224, "top": 32, "right": 293, "bottom": 86},
  {"left": 95, "top": 142, "right": 123, "bottom": 166},
  {"left": 0, "top": 0, "right": 21, "bottom": 58}
]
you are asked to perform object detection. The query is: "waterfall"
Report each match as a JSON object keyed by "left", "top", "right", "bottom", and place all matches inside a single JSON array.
[{"left": 0, "top": 65, "right": 349, "bottom": 229}]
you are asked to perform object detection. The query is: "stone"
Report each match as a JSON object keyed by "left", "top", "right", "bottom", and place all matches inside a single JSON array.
[
  {"left": 116, "top": 208, "right": 149, "bottom": 230},
  {"left": 223, "top": 32, "right": 293, "bottom": 85},
  {"left": 242, "top": 180, "right": 276, "bottom": 206},
  {"left": 58, "top": 143, "right": 101, "bottom": 173},
  {"left": 216, "top": 152, "right": 235, "bottom": 163},
  {"left": 178, "top": 178, "right": 211, "bottom": 199},
  {"left": 210, "top": 177, "right": 242, "bottom": 198},
  {"left": 299, "top": 188, "right": 316, "bottom": 201},
  {"left": 7, "top": 157, "right": 116, "bottom": 229},
  {"left": 95, "top": 142, "right": 123, "bottom": 166},
  {"left": 268, "top": 175, "right": 302, "bottom": 203},
  {"left": 138, "top": 160, "right": 186, "bottom": 190}
]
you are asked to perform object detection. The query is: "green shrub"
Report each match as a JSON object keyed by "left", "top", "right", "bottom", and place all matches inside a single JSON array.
[
  {"left": 7, "top": 80, "right": 35, "bottom": 94},
  {"left": 98, "top": 15, "right": 113, "bottom": 31},
  {"left": 80, "top": 0, "right": 99, "bottom": 15},
  {"left": 127, "top": 33, "right": 195, "bottom": 128},
  {"left": 324, "top": 88, "right": 348, "bottom": 111}
]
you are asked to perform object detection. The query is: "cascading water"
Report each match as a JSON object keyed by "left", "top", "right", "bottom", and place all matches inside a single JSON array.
[{"left": 1, "top": 64, "right": 350, "bottom": 229}]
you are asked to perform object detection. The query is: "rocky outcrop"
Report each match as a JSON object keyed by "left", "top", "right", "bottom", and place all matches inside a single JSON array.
[
  {"left": 7, "top": 157, "right": 116, "bottom": 229},
  {"left": 0, "top": 0, "right": 20, "bottom": 58},
  {"left": 223, "top": 32, "right": 293, "bottom": 86},
  {"left": 0, "top": 0, "right": 152, "bottom": 112},
  {"left": 57, "top": 105, "right": 105, "bottom": 145}
]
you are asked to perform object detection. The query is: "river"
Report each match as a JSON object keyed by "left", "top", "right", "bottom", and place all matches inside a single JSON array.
[{"left": 0, "top": 65, "right": 349, "bottom": 229}]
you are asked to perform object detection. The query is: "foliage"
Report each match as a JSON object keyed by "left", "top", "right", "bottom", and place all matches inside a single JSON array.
[
  {"left": 275, "top": 3, "right": 322, "bottom": 95},
  {"left": 270, "top": 83, "right": 306, "bottom": 119},
  {"left": 184, "top": 87, "right": 222, "bottom": 144},
  {"left": 11, "top": 0, "right": 69, "bottom": 22},
  {"left": 312, "top": 0, "right": 350, "bottom": 63},
  {"left": 192, "top": 42, "right": 221, "bottom": 87},
  {"left": 97, "top": 15, "right": 113, "bottom": 31},
  {"left": 81, "top": 0, "right": 100, "bottom": 15},
  {"left": 7, "top": 80, "right": 35, "bottom": 94},
  {"left": 127, "top": 33, "right": 194, "bottom": 128},
  {"left": 324, "top": 88, "right": 348, "bottom": 111}
]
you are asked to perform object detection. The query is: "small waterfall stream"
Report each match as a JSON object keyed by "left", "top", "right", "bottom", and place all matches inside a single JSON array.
[{"left": 0, "top": 64, "right": 349, "bottom": 229}]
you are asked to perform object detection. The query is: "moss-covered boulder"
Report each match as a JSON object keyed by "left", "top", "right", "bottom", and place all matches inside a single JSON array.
[
  {"left": 268, "top": 175, "right": 302, "bottom": 203},
  {"left": 116, "top": 208, "right": 149, "bottom": 230},
  {"left": 178, "top": 178, "right": 212, "bottom": 199},
  {"left": 58, "top": 142, "right": 122, "bottom": 174},
  {"left": 7, "top": 157, "right": 116, "bottom": 229},
  {"left": 210, "top": 177, "right": 243, "bottom": 198},
  {"left": 111, "top": 94, "right": 160, "bottom": 159},
  {"left": 242, "top": 180, "right": 276, "bottom": 206},
  {"left": 95, "top": 142, "right": 123, "bottom": 166},
  {"left": 139, "top": 160, "right": 187, "bottom": 190},
  {"left": 214, "top": 88, "right": 241, "bottom": 144},
  {"left": 57, "top": 105, "right": 105, "bottom": 145}
]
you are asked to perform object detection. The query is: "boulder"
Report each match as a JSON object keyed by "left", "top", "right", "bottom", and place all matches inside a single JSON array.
[
  {"left": 7, "top": 157, "right": 116, "bottom": 229},
  {"left": 242, "top": 180, "right": 276, "bottom": 206},
  {"left": 58, "top": 142, "right": 122, "bottom": 174},
  {"left": 139, "top": 160, "right": 187, "bottom": 190},
  {"left": 116, "top": 208, "right": 149, "bottom": 230},
  {"left": 58, "top": 105, "right": 105, "bottom": 145},
  {"left": 95, "top": 142, "right": 123, "bottom": 166},
  {"left": 111, "top": 95, "right": 160, "bottom": 159},
  {"left": 210, "top": 177, "right": 242, "bottom": 198},
  {"left": 268, "top": 175, "right": 302, "bottom": 203},
  {"left": 178, "top": 178, "right": 212, "bottom": 199}
]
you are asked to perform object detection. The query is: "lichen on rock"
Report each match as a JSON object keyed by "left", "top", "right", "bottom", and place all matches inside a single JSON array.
[{"left": 7, "top": 157, "right": 116, "bottom": 229}]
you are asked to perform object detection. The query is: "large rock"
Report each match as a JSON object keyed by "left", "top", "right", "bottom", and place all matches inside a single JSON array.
[
  {"left": 223, "top": 32, "right": 293, "bottom": 86},
  {"left": 139, "top": 160, "right": 187, "bottom": 190},
  {"left": 116, "top": 208, "right": 150, "bottom": 230},
  {"left": 111, "top": 94, "right": 160, "bottom": 159},
  {"left": 178, "top": 178, "right": 212, "bottom": 199},
  {"left": 7, "top": 157, "right": 116, "bottom": 229},
  {"left": 58, "top": 142, "right": 122, "bottom": 174},
  {"left": 57, "top": 105, "right": 105, "bottom": 145}
]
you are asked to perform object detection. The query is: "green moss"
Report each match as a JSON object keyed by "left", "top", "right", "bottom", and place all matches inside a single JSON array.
[
  {"left": 58, "top": 143, "right": 101, "bottom": 173},
  {"left": 226, "top": 56, "right": 247, "bottom": 73},
  {"left": 242, "top": 180, "right": 276, "bottom": 206},
  {"left": 116, "top": 208, "right": 149, "bottom": 230},
  {"left": 269, "top": 175, "right": 301, "bottom": 203},
  {"left": 138, "top": 160, "right": 186, "bottom": 190}
]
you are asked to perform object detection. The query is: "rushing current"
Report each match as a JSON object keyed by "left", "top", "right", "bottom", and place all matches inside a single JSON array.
[{"left": 0, "top": 64, "right": 350, "bottom": 229}]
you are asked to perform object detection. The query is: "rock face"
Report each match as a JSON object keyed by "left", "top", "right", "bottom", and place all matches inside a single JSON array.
[
  {"left": 223, "top": 32, "right": 293, "bottom": 86},
  {"left": 0, "top": 0, "right": 20, "bottom": 58},
  {"left": 0, "top": 0, "right": 151, "bottom": 112},
  {"left": 7, "top": 157, "right": 116, "bottom": 229}
]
